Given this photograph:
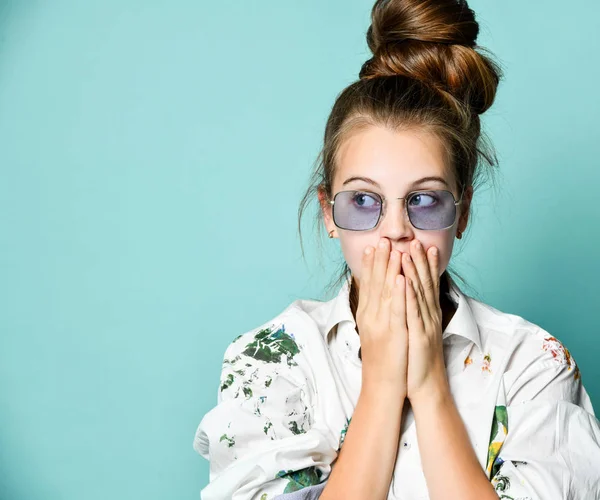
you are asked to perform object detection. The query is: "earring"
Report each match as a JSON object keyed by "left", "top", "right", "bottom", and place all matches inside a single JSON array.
[{"left": 328, "top": 230, "right": 335, "bottom": 239}]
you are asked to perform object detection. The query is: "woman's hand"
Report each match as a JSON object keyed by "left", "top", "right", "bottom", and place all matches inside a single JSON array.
[
  {"left": 356, "top": 237, "right": 409, "bottom": 395},
  {"left": 400, "top": 238, "right": 450, "bottom": 404}
]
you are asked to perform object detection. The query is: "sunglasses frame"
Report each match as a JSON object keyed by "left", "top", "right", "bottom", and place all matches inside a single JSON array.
[{"left": 326, "top": 188, "right": 464, "bottom": 231}]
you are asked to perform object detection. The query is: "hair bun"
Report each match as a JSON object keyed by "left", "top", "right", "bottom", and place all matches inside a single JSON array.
[{"left": 360, "top": 0, "right": 502, "bottom": 115}]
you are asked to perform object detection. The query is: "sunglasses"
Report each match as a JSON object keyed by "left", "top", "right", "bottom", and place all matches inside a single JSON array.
[{"left": 327, "top": 189, "right": 463, "bottom": 231}]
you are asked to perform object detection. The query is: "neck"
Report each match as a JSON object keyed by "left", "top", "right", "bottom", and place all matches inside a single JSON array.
[{"left": 439, "top": 273, "right": 457, "bottom": 332}]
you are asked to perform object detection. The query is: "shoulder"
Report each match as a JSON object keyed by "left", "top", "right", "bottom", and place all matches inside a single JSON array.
[
  {"left": 466, "top": 296, "right": 585, "bottom": 401},
  {"left": 468, "top": 295, "right": 549, "bottom": 344},
  {"left": 224, "top": 298, "right": 328, "bottom": 362},
  {"left": 468, "top": 295, "right": 579, "bottom": 370},
  {"left": 218, "top": 299, "right": 330, "bottom": 401}
]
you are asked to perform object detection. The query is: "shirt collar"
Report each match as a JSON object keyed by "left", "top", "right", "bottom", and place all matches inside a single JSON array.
[{"left": 320, "top": 273, "right": 483, "bottom": 354}]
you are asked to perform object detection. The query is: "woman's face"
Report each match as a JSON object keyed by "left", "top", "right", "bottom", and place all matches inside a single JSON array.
[{"left": 319, "top": 125, "right": 472, "bottom": 289}]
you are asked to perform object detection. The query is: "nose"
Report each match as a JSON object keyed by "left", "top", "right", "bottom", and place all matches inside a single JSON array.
[{"left": 377, "top": 198, "right": 414, "bottom": 242}]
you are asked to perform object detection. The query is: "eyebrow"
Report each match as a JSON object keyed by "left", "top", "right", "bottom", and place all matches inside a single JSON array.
[{"left": 342, "top": 175, "right": 450, "bottom": 189}]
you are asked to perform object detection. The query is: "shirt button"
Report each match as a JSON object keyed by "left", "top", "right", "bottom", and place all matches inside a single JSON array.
[{"left": 402, "top": 441, "right": 411, "bottom": 450}]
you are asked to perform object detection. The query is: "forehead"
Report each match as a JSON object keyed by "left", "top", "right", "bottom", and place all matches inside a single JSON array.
[{"left": 334, "top": 125, "right": 451, "bottom": 189}]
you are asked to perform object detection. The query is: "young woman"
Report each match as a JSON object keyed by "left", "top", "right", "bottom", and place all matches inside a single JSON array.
[{"left": 193, "top": 1, "right": 600, "bottom": 499}]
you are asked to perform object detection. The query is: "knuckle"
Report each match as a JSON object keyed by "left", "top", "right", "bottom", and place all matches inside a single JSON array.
[
  {"left": 390, "top": 306, "right": 404, "bottom": 318},
  {"left": 381, "top": 285, "right": 393, "bottom": 300},
  {"left": 373, "top": 277, "right": 384, "bottom": 290},
  {"left": 412, "top": 335, "right": 430, "bottom": 349}
]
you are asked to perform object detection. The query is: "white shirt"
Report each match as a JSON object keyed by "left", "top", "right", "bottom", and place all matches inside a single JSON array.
[{"left": 193, "top": 273, "right": 600, "bottom": 500}]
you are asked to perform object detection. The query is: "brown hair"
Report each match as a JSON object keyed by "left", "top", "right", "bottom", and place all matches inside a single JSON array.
[{"left": 297, "top": 0, "right": 504, "bottom": 303}]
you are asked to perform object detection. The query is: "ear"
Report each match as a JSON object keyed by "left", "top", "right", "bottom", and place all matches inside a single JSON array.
[
  {"left": 457, "top": 185, "right": 473, "bottom": 234},
  {"left": 317, "top": 185, "right": 336, "bottom": 236}
]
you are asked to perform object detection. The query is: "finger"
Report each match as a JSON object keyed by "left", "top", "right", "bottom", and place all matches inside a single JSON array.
[
  {"left": 409, "top": 239, "right": 435, "bottom": 319},
  {"left": 383, "top": 249, "right": 402, "bottom": 303},
  {"left": 402, "top": 251, "right": 431, "bottom": 328},
  {"left": 359, "top": 245, "right": 374, "bottom": 310},
  {"left": 390, "top": 273, "right": 407, "bottom": 337},
  {"left": 372, "top": 238, "right": 390, "bottom": 304},
  {"left": 426, "top": 245, "right": 441, "bottom": 313},
  {"left": 406, "top": 276, "right": 424, "bottom": 332}
]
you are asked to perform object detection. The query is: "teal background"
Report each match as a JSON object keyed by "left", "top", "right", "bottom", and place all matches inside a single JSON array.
[{"left": 1, "top": 1, "right": 598, "bottom": 498}]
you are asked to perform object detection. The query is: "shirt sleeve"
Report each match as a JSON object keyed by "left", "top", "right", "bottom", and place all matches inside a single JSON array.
[
  {"left": 486, "top": 335, "right": 600, "bottom": 500},
  {"left": 192, "top": 318, "right": 338, "bottom": 500},
  {"left": 272, "top": 482, "right": 327, "bottom": 500}
]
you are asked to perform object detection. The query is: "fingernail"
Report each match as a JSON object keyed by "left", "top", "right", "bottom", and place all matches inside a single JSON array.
[
  {"left": 378, "top": 239, "right": 387, "bottom": 249},
  {"left": 364, "top": 247, "right": 372, "bottom": 255}
]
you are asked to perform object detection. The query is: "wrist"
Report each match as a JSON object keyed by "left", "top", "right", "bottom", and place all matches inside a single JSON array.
[
  {"left": 361, "top": 377, "right": 407, "bottom": 400},
  {"left": 408, "top": 376, "right": 452, "bottom": 410}
]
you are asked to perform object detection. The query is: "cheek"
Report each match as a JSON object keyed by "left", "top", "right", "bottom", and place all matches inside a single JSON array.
[{"left": 339, "top": 234, "right": 373, "bottom": 280}]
